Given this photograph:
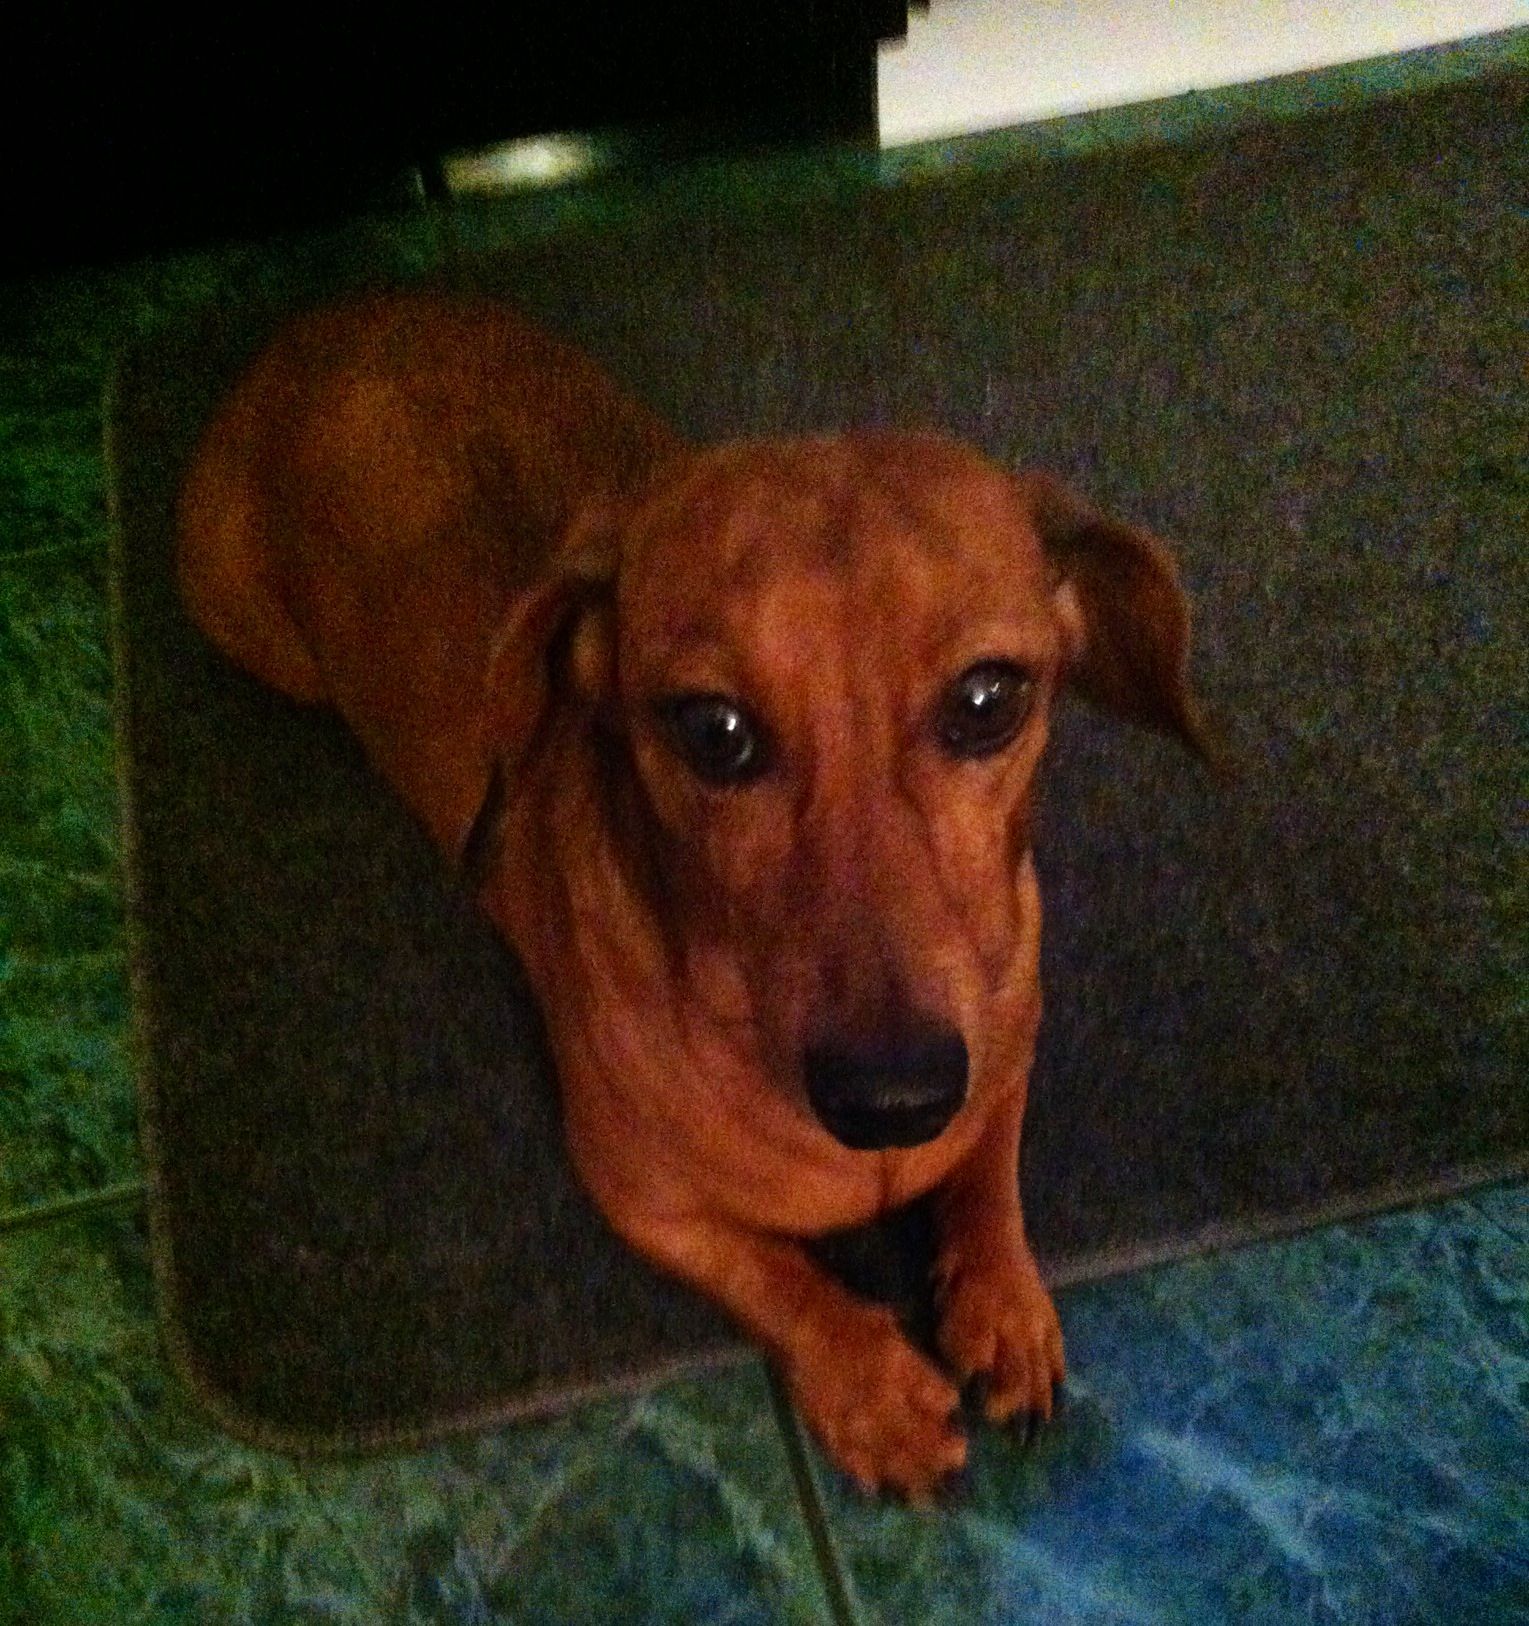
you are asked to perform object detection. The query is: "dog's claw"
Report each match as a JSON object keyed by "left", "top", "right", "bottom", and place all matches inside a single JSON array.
[
  {"left": 1013, "top": 1406, "right": 1043, "bottom": 1451},
  {"left": 932, "top": 1461, "right": 976, "bottom": 1507},
  {"left": 960, "top": 1372, "right": 993, "bottom": 1419}
]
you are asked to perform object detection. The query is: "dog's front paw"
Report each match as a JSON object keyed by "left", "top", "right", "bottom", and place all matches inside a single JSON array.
[
  {"left": 786, "top": 1302, "right": 966, "bottom": 1502},
  {"left": 935, "top": 1239, "right": 1065, "bottom": 1426}
]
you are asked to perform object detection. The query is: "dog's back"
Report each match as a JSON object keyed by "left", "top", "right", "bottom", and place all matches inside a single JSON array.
[{"left": 177, "top": 293, "right": 682, "bottom": 847}]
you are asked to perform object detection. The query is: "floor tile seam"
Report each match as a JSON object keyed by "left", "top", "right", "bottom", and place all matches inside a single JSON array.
[
  {"left": 766, "top": 1368, "right": 865, "bottom": 1626},
  {"left": 0, "top": 538, "right": 107, "bottom": 572},
  {"left": 0, "top": 1178, "right": 147, "bottom": 1239}
]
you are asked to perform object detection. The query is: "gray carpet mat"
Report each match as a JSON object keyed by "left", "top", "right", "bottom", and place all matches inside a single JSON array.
[{"left": 109, "top": 72, "right": 1526, "bottom": 1451}]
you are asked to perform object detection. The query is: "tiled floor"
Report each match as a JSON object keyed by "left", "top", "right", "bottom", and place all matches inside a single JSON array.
[{"left": 3, "top": 65, "right": 1527, "bottom": 1620}]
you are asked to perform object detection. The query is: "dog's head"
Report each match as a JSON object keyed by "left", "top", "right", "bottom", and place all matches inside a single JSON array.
[{"left": 492, "top": 432, "right": 1208, "bottom": 1150}]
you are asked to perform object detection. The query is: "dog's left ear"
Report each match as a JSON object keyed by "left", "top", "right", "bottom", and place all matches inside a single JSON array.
[
  {"left": 1018, "top": 470, "right": 1216, "bottom": 763},
  {"left": 484, "top": 498, "right": 623, "bottom": 776}
]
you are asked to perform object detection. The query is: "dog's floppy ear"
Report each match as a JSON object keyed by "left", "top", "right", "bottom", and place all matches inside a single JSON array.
[
  {"left": 1018, "top": 470, "right": 1215, "bottom": 762},
  {"left": 484, "top": 498, "right": 623, "bottom": 775}
]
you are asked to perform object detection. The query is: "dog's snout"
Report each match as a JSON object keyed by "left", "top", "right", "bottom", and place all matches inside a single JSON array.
[{"left": 803, "top": 1029, "right": 969, "bottom": 1150}]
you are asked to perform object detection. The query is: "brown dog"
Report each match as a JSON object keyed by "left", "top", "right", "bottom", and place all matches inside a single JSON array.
[{"left": 179, "top": 292, "right": 1207, "bottom": 1498}]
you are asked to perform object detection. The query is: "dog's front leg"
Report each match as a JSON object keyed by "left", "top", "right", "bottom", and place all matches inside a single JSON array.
[
  {"left": 932, "top": 1087, "right": 1066, "bottom": 1425},
  {"left": 614, "top": 1207, "right": 967, "bottom": 1499}
]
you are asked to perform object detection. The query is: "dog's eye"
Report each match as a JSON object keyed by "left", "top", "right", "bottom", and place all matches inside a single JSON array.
[
  {"left": 935, "top": 661, "right": 1035, "bottom": 759},
  {"left": 659, "top": 694, "right": 769, "bottom": 786}
]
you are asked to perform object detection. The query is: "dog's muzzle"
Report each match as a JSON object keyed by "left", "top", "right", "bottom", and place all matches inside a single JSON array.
[{"left": 803, "top": 1029, "right": 969, "bottom": 1150}]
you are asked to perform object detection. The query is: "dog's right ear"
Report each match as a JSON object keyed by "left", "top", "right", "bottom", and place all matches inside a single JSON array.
[{"left": 484, "top": 499, "right": 624, "bottom": 776}]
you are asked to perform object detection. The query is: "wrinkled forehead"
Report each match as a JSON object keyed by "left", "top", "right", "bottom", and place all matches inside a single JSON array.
[{"left": 617, "top": 433, "right": 1051, "bottom": 664}]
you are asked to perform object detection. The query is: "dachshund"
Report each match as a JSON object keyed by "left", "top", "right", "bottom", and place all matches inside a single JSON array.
[{"left": 178, "top": 293, "right": 1208, "bottom": 1498}]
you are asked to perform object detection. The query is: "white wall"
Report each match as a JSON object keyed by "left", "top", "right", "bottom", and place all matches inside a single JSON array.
[{"left": 877, "top": 0, "right": 1526, "bottom": 144}]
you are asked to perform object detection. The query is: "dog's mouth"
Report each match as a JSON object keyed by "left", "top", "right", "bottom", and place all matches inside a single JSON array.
[{"left": 802, "top": 1032, "right": 969, "bottom": 1151}]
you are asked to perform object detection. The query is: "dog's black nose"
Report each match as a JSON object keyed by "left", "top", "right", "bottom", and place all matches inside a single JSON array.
[{"left": 803, "top": 1029, "right": 969, "bottom": 1150}]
